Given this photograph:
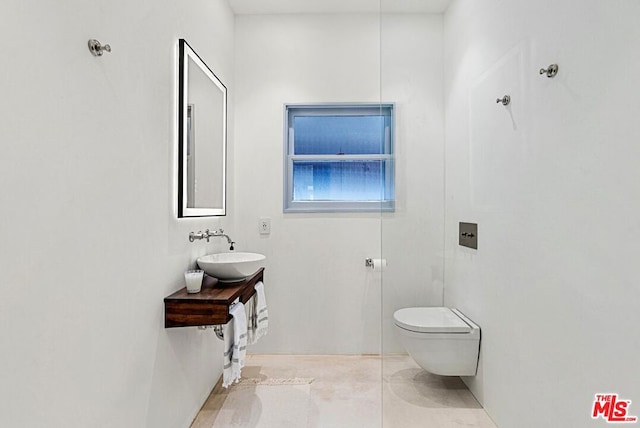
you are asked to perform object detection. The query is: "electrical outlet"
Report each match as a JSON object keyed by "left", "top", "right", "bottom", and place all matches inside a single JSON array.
[{"left": 259, "top": 218, "right": 271, "bottom": 235}]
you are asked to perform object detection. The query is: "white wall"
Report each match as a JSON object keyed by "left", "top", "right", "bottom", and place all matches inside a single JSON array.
[
  {"left": 0, "top": 0, "right": 235, "bottom": 427},
  {"left": 443, "top": 1, "right": 640, "bottom": 427},
  {"left": 233, "top": 14, "right": 444, "bottom": 354}
]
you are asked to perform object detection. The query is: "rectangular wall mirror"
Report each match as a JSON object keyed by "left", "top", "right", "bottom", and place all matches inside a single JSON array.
[{"left": 178, "top": 39, "right": 227, "bottom": 217}]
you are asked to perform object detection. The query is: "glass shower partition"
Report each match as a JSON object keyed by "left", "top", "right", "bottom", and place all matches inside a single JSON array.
[{"left": 379, "top": 4, "right": 447, "bottom": 426}]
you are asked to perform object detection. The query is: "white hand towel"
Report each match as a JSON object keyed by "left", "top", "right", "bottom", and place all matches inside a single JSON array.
[
  {"left": 222, "top": 319, "right": 234, "bottom": 388},
  {"left": 245, "top": 296, "right": 256, "bottom": 344},
  {"left": 222, "top": 302, "right": 248, "bottom": 388},
  {"left": 253, "top": 281, "right": 268, "bottom": 343}
]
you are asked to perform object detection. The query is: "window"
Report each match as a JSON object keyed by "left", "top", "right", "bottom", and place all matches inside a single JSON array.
[{"left": 284, "top": 104, "right": 395, "bottom": 213}]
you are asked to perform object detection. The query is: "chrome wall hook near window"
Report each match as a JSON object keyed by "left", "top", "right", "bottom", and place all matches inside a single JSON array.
[
  {"left": 88, "top": 39, "right": 111, "bottom": 56},
  {"left": 539, "top": 64, "right": 559, "bottom": 78},
  {"left": 496, "top": 95, "right": 511, "bottom": 106}
]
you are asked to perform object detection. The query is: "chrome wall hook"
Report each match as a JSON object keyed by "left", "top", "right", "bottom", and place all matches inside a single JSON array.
[
  {"left": 496, "top": 95, "right": 511, "bottom": 106},
  {"left": 539, "top": 64, "right": 559, "bottom": 78},
  {"left": 88, "top": 39, "right": 111, "bottom": 56}
]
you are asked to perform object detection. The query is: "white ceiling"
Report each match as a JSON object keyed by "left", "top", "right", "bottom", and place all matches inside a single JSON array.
[{"left": 228, "top": 0, "right": 452, "bottom": 15}]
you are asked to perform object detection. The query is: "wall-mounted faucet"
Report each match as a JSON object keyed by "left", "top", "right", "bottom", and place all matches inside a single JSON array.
[
  {"left": 206, "top": 229, "right": 235, "bottom": 250},
  {"left": 189, "top": 228, "right": 235, "bottom": 250}
]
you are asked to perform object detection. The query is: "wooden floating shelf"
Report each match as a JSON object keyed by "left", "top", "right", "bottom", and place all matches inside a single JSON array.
[{"left": 164, "top": 268, "right": 264, "bottom": 328}]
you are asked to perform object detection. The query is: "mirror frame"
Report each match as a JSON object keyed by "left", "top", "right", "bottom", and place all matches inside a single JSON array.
[{"left": 177, "top": 38, "right": 227, "bottom": 217}]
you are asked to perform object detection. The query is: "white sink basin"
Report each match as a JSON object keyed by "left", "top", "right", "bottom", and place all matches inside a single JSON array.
[{"left": 197, "top": 252, "right": 266, "bottom": 281}]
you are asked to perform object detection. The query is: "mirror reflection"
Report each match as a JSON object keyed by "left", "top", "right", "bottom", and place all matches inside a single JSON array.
[{"left": 178, "top": 39, "right": 227, "bottom": 217}]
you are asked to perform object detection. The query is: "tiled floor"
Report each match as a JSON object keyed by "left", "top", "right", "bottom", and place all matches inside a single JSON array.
[{"left": 191, "top": 354, "right": 497, "bottom": 428}]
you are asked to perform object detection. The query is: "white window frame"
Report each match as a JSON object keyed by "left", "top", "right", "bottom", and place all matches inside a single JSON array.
[{"left": 283, "top": 103, "right": 395, "bottom": 213}]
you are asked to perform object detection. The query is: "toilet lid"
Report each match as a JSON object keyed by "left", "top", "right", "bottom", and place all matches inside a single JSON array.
[{"left": 393, "top": 307, "right": 472, "bottom": 333}]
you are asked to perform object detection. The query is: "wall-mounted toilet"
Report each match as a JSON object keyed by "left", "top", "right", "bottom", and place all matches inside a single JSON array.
[{"left": 393, "top": 307, "right": 480, "bottom": 376}]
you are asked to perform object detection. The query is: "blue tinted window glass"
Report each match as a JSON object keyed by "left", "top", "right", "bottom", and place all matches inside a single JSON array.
[
  {"left": 294, "top": 116, "right": 385, "bottom": 155},
  {"left": 292, "top": 161, "right": 387, "bottom": 201}
]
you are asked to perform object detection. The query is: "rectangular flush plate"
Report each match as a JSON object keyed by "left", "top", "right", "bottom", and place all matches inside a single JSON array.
[{"left": 459, "top": 222, "right": 478, "bottom": 249}]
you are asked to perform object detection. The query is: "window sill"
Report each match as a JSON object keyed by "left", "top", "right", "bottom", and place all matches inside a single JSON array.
[{"left": 284, "top": 201, "right": 395, "bottom": 213}]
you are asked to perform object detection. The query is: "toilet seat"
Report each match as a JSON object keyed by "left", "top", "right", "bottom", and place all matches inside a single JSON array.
[
  {"left": 393, "top": 307, "right": 480, "bottom": 376},
  {"left": 393, "top": 307, "right": 473, "bottom": 333}
]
